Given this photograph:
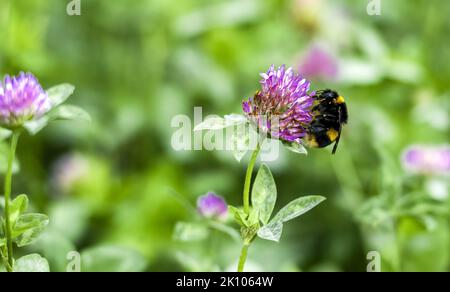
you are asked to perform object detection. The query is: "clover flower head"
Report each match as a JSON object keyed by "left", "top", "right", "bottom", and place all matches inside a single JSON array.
[
  {"left": 197, "top": 192, "right": 228, "bottom": 220},
  {"left": 242, "top": 65, "right": 314, "bottom": 144},
  {"left": 402, "top": 145, "right": 450, "bottom": 175},
  {"left": 0, "top": 72, "right": 51, "bottom": 128}
]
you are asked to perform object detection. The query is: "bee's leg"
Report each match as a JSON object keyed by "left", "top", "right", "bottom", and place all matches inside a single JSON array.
[
  {"left": 332, "top": 108, "right": 344, "bottom": 154},
  {"left": 332, "top": 132, "right": 341, "bottom": 154}
]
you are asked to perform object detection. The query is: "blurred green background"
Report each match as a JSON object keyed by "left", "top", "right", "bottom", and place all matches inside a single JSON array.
[{"left": 1, "top": 0, "right": 449, "bottom": 272}]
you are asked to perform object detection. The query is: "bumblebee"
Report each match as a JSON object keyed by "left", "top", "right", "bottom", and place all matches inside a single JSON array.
[{"left": 305, "top": 89, "right": 348, "bottom": 154}]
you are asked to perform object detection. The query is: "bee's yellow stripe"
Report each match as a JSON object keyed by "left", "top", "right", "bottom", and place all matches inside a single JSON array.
[
  {"left": 336, "top": 96, "right": 345, "bottom": 104},
  {"left": 327, "top": 129, "right": 339, "bottom": 142},
  {"left": 305, "top": 135, "right": 319, "bottom": 148}
]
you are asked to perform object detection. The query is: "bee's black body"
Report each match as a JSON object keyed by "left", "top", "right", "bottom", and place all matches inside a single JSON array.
[{"left": 305, "top": 89, "right": 348, "bottom": 154}]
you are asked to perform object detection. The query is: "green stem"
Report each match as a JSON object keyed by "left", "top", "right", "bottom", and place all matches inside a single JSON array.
[
  {"left": 243, "top": 144, "right": 261, "bottom": 214},
  {"left": 237, "top": 244, "right": 249, "bottom": 272},
  {"left": 4, "top": 130, "right": 20, "bottom": 272},
  {"left": 237, "top": 143, "right": 261, "bottom": 272}
]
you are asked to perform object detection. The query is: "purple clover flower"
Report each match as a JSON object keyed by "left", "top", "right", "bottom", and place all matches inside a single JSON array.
[
  {"left": 242, "top": 65, "right": 314, "bottom": 144},
  {"left": 299, "top": 46, "right": 338, "bottom": 81},
  {"left": 402, "top": 145, "right": 450, "bottom": 175},
  {"left": 0, "top": 72, "right": 51, "bottom": 128},
  {"left": 197, "top": 192, "right": 228, "bottom": 220}
]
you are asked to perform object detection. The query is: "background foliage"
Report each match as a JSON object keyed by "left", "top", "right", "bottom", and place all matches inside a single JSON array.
[{"left": 1, "top": 0, "right": 449, "bottom": 271}]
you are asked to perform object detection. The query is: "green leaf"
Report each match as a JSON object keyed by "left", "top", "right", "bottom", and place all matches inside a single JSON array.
[
  {"left": 194, "top": 116, "right": 226, "bottom": 131},
  {"left": 32, "top": 230, "right": 76, "bottom": 272},
  {"left": 228, "top": 205, "right": 247, "bottom": 227},
  {"left": 284, "top": 142, "right": 308, "bottom": 155},
  {"left": 251, "top": 164, "right": 277, "bottom": 225},
  {"left": 194, "top": 116, "right": 227, "bottom": 131},
  {"left": 14, "top": 254, "right": 50, "bottom": 272},
  {"left": 247, "top": 208, "right": 260, "bottom": 226},
  {"left": 272, "top": 196, "right": 326, "bottom": 223},
  {"left": 194, "top": 114, "right": 246, "bottom": 131},
  {"left": 258, "top": 196, "right": 326, "bottom": 242},
  {"left": 47, "top": 84, "right": 75, "bottom": 107},
  {"left": 10, "top": 194, "right": 29, "bottom": 223},
  {"left": 54, "top": 105, "right": 91, "bottom": 122},
  {"left": 257, "top": 221, "right": 283, "bottom": 242},
  {"left": 22, "top": 84, "right": 87, "bottom": 135},
  {"left": 173, "top": 222, "right": 209, "bottom": 242},
  {"left": 228, "top": 206, "right": 259, "bottom": 228},
  {"left": 13, "top": 213, "right": 49, "bottom": 247},
  {"left": 23, "top": 117, "right": 49, "bottom": 135},
  {"left": 0, "top": 128, "right": 12, "bottom": 140},
  {"left": 81, "top": 245, "right": 147, "bottom": 272},
  {"left": 224, "top": 114, "right": 247, "bottom": 125}
]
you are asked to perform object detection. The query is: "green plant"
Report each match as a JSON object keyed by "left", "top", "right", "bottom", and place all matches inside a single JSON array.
[
  {"left": 194, "top": 65, "right": 328, "bottom": 271},
  {"left": 0, "top": 73, "right": 89, "bottom": 272}
]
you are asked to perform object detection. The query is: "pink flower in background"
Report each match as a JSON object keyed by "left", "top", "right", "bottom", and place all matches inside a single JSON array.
[
  {"left": 197, "top": 192, "right": 228, "bottom": 221},
  {"left": 299, "top": 46, "right": 339, "bottom": 81},
  {"left": 402, "top": 145, "right": 450, "bottom": 175}
]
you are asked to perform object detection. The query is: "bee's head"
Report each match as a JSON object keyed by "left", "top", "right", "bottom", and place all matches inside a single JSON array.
[
  {"left": 317, "top": 89, "right": 337, "bottom": 99},
  {"left": 317, "top": 89, "right": 345, "bottom": 104}
]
